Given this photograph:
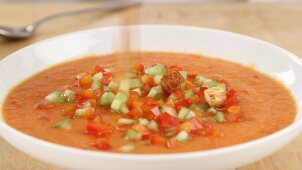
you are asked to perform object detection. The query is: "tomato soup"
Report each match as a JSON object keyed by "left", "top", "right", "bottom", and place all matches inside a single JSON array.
[{"left": 2, "top": 52, "right": 296, "bottom": 154}]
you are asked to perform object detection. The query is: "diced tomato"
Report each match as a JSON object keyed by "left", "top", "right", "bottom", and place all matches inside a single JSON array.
[
  {"left": 227, "top": 89, "right": 237, "bottom": 98},
  {"left": 190, "top": 118, "right": 203, "bottom": 130},
  {"left": 141, "top": 133, "right": 151, "bottom": 140},
  {"left": 84, "top": 107, "right": 97, "bottom": 119},
  {"left": 134, "top": 63, "right": 144, "bottom": 73},
  {"left": 195, "top": 87, "right": 207, "bottom": 98},
  {"left": 79, "top": 74, "right": 93, "bottom": 88},
  {"left": 158, "top": 112, "right": 180, "bottom": 128},
  {"left": 141, "top": 105, "right": 155, "bottom": 120},
  {"left": 126, "top": 108, "right": 142, "bottom": 119},
  {"left": 34, "top": 102, "right": 55, "bottom": 110},
  {"left": 86, "top": 122, "right": 113, "bottom": 136},
  {"left": 78, "top": 89, "right": 96, "bottom": 100},
  {"left": 90, "top": 65, "right": 104, "bottom": 75},
  {"left": 226, "top": 96, "right": 237, "bottom": 106},
  {"left": 92, "top": 138, "right": 112, "bottom": 150},
  {"left": 185, "top": 81, "right": 195, "bottom": 90},
  {"left": 94, "top": 89, "right": 104, "bottom": 99},
  {"left": 62, "top": 104, "right": 78, "bottom": 116},
  {"left": 150, "top": 106, "right": 161, "bottom": 117},
  {"left": 168, "top": 65, "right": 183, "bottom": 71},
  {"left": 126, "top": 91, "right": 140, "bottom": 109},
  {"left": 174, "top": 87, "right": 184, "bottom": 99},
  {"left": 150, "top": 134, "right": 166, "bottom": 145},
  {"left": 101, "top": 77, "right": 110, "bottom": 85},
  {"left": 142, "top": 97, "right": 158, "bottom": 106},
  {"left": 187, "top": 95, "right": 202, "bottom": 104},
  {"left": 141, "top": 75, "right": 155, "bottom": 87},
  {"left": 187, "top": 73, "right": 197, "bottom": 79}
]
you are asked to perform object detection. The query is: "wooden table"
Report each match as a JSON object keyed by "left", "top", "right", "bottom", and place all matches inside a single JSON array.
[{"left": 1, "top": 2, "right": 302, "bottom": 170}]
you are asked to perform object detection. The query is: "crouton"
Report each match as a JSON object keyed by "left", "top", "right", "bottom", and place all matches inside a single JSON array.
[
  {"left": 204, "top": 86, "right": 226, "bottom": 107},
  {"left": 160, "top": 71, "right": 185, "bottom": 93}
]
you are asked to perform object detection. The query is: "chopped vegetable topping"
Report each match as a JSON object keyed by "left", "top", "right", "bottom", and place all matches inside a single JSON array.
[{"left": 39, "top": 63, "right": 244, "bottom": 151}]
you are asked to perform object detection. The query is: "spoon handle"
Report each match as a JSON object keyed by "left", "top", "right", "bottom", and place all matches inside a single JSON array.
[{"left": 28, "top": 1, "right": 140, "bottom": 31}]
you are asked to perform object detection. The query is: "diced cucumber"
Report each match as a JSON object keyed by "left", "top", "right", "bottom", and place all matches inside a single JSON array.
[
  {"left": 91, "top": 80, "right": 101, "bottom": 90},
  {"left": 63, "top": 89, "right": 75, "bottom": 103},
  {"left": 195, "top": 75, "right": 207, "bottom": 85},
  {"left": 176, "top": 130, "right": 189, "bottom": 142},
  {"left": 207, "top": 107, "right": 217, "bottom": 113},
  {"left": 74, "top": 107, "right": 95, "bottom": 117},
  {"left": 167, "top": 93, "right": 177, "bottom": 101},
  {"left": 147, "top": 120, "right": 158, "bottom": 131},
  {"left": 108, "top": 81, "right": 119, "bottom": 91},
  {"left": 125, "top": 128, "right": 141, "bottom": 141},
  {"left": 203, "top": 79, "right": 225, "bottom": 89},
  {"left": 45, "top": 91, "right": 65, "bottom": 103},
  {"left": 120, "top": 104, "right": 129, "bottom": 114},
  {"left": 147, "top": 85, "right": 162, "bottom": 98},
  {"left": 184, "top": 89, "right": 194, "bottom": 99},
  {"left": 144, "top": 65, "right": 167, "bottom": 76},
  {"left": 99, "top": 92, "right": 115, "bottom": 106},
  {"left": 178, "top": 107, "right": 190, "bottom": 120},
  {"left": 189, "top": 103, "right": 208, "bottom": 112},
  {"left": 129, "top": 79, "right": 143, "bottom": 89},
  {"left": 179, "top": 71, "right": 187, "bottom": 79},
  {"left": 52, "top": 119, "right": 71, "bottom": 130},
  {"left": 215, "top": 112, "right": 225, "bottom": 122},
  {"left": 119, "top": 144, "right": 135, "bottom": 152},
  {"left": 118, "top": 118, "right": 135, "bottom": 125},
  {"left": 92, "top": 72, "right": 103, "bottom": 81},
  {"left": 82, "top": 101, "right": 92, "bottom": 108},
  {"left": 154, "top": 75, "right": 163, "bottom": 85},
  {"left": 181, "top": 82, "right": 187, "bottom": 91},
  {"left": 115, "top": 92, "right": 129, "bottom": 103},
  {"left": 185, "top": 111, "right": 196, "bottom": 120},
  {"left": 111, "top": 99, "right": 122, "bottom": 112},
  {"left": 102, "top": 85, "right": 111, "bottom": 92},
  {"left": 119, "top": 79, "right": 130, "bottom": 91},
  {"left": 159, "top": 105, "right": 177, "bottom": 117},
  {"left": 131, "top": 88, "right": 142, "bottom": 96},
  {"left": 139, "top": 118, "right": 149, "bottom": 126}
]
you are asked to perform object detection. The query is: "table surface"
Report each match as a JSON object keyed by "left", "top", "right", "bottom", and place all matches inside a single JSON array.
[{"left": 1, "top": 2, "right": 302, "bottom": 170}]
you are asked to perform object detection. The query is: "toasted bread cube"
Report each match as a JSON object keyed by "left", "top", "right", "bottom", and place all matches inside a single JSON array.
[{"left": 160, "top": 71, "right": 185, "bottom": 93}]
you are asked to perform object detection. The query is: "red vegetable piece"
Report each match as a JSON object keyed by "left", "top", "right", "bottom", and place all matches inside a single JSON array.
[
  {"left": 134, "top": 63, "right": 144, "bottom": 73},
  {"left": 90, "top": 65, "right": 105, "bottom": 75},
  {"left": 150, "top": 134, "right": 166, "bottom": 145},
  {"left": 86, "top": 122, "right": 113, "bottom": 136},
  {"left": 92, "top": 138, "right": 112, "bottom": 150},
  {"left": 79, "top": 74, "right": 93, "bottom": 88},
  {"left": 101, "top": 77, "right": 110, "bottom": 85},
  {"left": 158, "top": 112, "right": 180, "bottom": 128},
  {"left": 187, "top": 73, "right": 197, "bottom": 79}
]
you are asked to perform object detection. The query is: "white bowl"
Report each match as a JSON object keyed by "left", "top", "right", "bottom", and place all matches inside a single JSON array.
[{"left": 0, "top": 25, "right": 302, "bottom": 170}]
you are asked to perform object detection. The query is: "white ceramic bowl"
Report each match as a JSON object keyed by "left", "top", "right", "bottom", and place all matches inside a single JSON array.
[{"left": 0, "top": 25, "right": 302, "bottom": 170}]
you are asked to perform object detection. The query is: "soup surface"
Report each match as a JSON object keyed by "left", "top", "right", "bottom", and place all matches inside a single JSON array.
[{"left": 3, "top": 52, "right": 296, "bottom": 154}]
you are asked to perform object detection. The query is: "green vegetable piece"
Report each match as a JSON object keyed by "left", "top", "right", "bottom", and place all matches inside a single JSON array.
[
  {"left": 178, "top": 107, "right": 191, "bottom": 120},
  {"left": 99, "top": 92, "right": 115, "bottom": 106},
  {"left": 129, "top": 79, "right": 144, "bottom": 89},
  {"left": 139, "top": 118, "right": 149, "bottom": 126},
  {"left": 102, "top": 85, "right": 111, "bottom": 92},
  {"left": 147, "top": 120, "right": 158, "bottom": 131},
  {"left": 144, "top": 65, "right": 167, "bottom": 76},
  {"left": 45, "top": 91, "right": 65, "bottom": 103},
  {"left": 92, "top": 72, "right": 103, "bottom": 81},
  {"left": 125, "top": 128, "right": 141, "bottom": 141},
  {"left": 91, "top": 80, "right": 101, "bottom": 90},
  {"left": 111, "top": 99, "right": 122, "bottom": 112},
  {"left": 108, "top": 81, "right": 119, "bottom": 91},
  {"left": 184, "top": 89, "right": 194, "bottom": 99},
  {"left": 119, "top": 79, "right": 130, "bottom": 91},
  {"left": 120, "top": 104, "right": 129, "bottom": 114},
  {"left": 63, "top": 89, "right": 75, "bottom": 103},
  {"left": 195, "top": 75, "right": 207, "bottom": 85},
  {"left": 115, "top": 92, "right": 129, "bottom": 103},
  {"left": 52, "top": 119, "right": 71, "bottom": 130},
  {"left": 147, "top": 85, "right": 162, "bottom": 98},
  {"left": 215, "top": 112, "right": 225, "bottom": 122},
  {"left": 154, "top": 75, "right": 163, "bottom": 85},
  {"left": 160, "top": 105, "right": 177, "bottom": 117},
  {"left": 118, "top": 118, "right": 135, "bottom": 125},
  {"left": 176, "top": 130, "right": 189, "bottom": 142},
  {"left": 179, "top": 71, "right": 187, "bottom": 79},
  {"left": 119, "top": 144, "right": 135, "bottom": 152}
]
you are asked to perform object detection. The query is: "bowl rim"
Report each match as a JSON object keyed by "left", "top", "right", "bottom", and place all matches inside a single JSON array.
[{"left": 1, "top": 24, "right": 302, "bottom": 160}]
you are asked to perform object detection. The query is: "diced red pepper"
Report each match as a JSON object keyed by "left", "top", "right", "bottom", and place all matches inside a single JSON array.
[
  {"left": 86, "top": 122, "right": 113, "bottom": 136},
  {"left": 92, "top": 138, "right": 112, "bottom": 150},
  {"left": 90, "top": 65, "right": 105, "bottom": 75},
  {"left": 78, "top": 89, "right": 96, "bottom": 100},
  {"left": 187, "top": 73, "right": 197, "bottom": 79},
  {"left": 34, "top": 102, "right": 55, "bottom": 110},
  {"left": 168, "top": 65, "right": 183, "bottom": 71},
  {"left": 101, "top": 77, "right": 110, "bottom": 85},
  {"left": 158, "top": 112, "right": 180, "bottom": 128},
  {"left": 150, "top": 134, "right": 166, "bottom": 145},
  {"left": 126, "top": 108, "right": 142, "bottom": 119},
  {"left": 134, "top": 63, "right": 144, "bottom": 74},
  {"left": 79, "top": 74, "right": 93, "bottom": 88},
  {"left": 62, "top": 104, "right": 79, "bottom": 116},
  {"left": 126, "top": 91, "right": 140, "bottom": 109}
]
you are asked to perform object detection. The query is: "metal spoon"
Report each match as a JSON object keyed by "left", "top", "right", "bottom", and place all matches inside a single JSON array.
[{"left": 0, "top": 1, "right": 140, "bottom": 39}]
